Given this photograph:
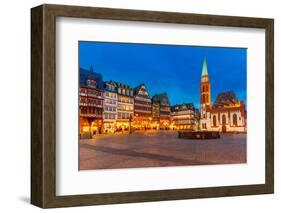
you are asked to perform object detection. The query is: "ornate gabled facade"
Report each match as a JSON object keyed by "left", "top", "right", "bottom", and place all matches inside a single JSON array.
[
  {"left": 152, "top": 93, "right": 171, "bottom": 130},
  {"left": 199, "top": 58, "right": 246, "bottom": 132},
  {"left": 171, "top": 103, "right": 199, "bottom": 130},
  {"left": 114, "top": 81, "right": 134, "bottom": 131},
  {"left": 103, "top": 81, "right": 118, "bottom": 133},
  {"left": 79, "top": 66, "right": 104, "bottom": 138},
  {"left": 133, "top": 84, "right": 152, "bottom": 130}
]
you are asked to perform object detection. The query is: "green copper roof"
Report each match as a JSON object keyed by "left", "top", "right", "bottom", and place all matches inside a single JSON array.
[{"left": 201, "top": 57, "right": 208, "bottom": 77}]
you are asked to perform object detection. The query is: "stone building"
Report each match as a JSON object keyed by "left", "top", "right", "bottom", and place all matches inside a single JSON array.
[
  {"left": 200, "top": 58, "right": 246, "bottom": 132},
  {"left": 171, "top": 103, "right": 199, "bottom": 130}
]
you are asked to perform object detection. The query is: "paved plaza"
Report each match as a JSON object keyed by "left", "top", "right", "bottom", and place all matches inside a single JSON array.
[{"left": 79, "top": 131, "right": 246, "bottom": 170}]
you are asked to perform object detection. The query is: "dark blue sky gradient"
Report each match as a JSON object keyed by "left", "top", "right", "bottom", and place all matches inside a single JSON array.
[{"left": 79, "top": 41, "right": 247, "bottom": 109}]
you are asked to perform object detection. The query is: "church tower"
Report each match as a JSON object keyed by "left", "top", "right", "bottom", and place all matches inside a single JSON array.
[
  {"left": 200, "top": 57, "right": 211, "bottom": 129},
  {"left": 200, "top": 57, "right": 211, "bottom": 107}
]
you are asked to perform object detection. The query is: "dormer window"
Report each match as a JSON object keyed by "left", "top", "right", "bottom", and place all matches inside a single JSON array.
[{"left": 87, "top": 79, "right": 97, "bottom": 88}]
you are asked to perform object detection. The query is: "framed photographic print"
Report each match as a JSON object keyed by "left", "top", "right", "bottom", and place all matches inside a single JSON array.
[{"left": 31, "top": 4, "right": 274, "bottom": 208}]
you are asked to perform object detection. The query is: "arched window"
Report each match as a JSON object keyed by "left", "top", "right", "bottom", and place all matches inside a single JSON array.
[
  {"left": 213, "top": 115, "right": 217, "bottom": 127},
  {"left": 233, "top": 114, "right": 238, "bottom": 127}
]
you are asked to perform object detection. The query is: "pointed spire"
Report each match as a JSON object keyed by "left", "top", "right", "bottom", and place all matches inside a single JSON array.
[
  {"left": 89, "top": 65, "right": 94, "bottom": 72},
  {"left": 201, "top": 57, "right": 208, "bottom": 77}
]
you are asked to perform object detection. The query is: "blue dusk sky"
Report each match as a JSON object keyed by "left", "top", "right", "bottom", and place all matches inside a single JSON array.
[{"left": 79, "top": 41, "right": 247, "bottom": 109}]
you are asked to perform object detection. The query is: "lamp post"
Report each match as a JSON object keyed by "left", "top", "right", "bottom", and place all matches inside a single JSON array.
[
  {"left": 148, "top": 117, "right": 152, "bottom": 130},
  {"left": 129, "top": 114, "right": 132, "bottom": 134}
]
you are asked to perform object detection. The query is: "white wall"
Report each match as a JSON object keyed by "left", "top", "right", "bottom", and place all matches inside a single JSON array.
[{"left": 0, "top": 0, "right": 279, "bottom": 212}]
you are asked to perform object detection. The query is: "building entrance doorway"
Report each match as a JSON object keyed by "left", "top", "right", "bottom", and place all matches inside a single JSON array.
[{"left": 222, "top": 114, "right": 226, "bottom": 132}]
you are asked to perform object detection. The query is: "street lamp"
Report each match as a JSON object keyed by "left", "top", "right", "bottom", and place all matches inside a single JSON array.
[
  {"left": 129, "top": 114, "right": 132, "bottom": 134},
  {"left": 148, "top": 117, "right": 152, "bottom": 130}
]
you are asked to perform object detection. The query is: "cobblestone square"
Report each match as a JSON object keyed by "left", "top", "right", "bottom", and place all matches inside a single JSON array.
[{"left": 79, "top": 131, "right": 246, "bottom": 170}]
